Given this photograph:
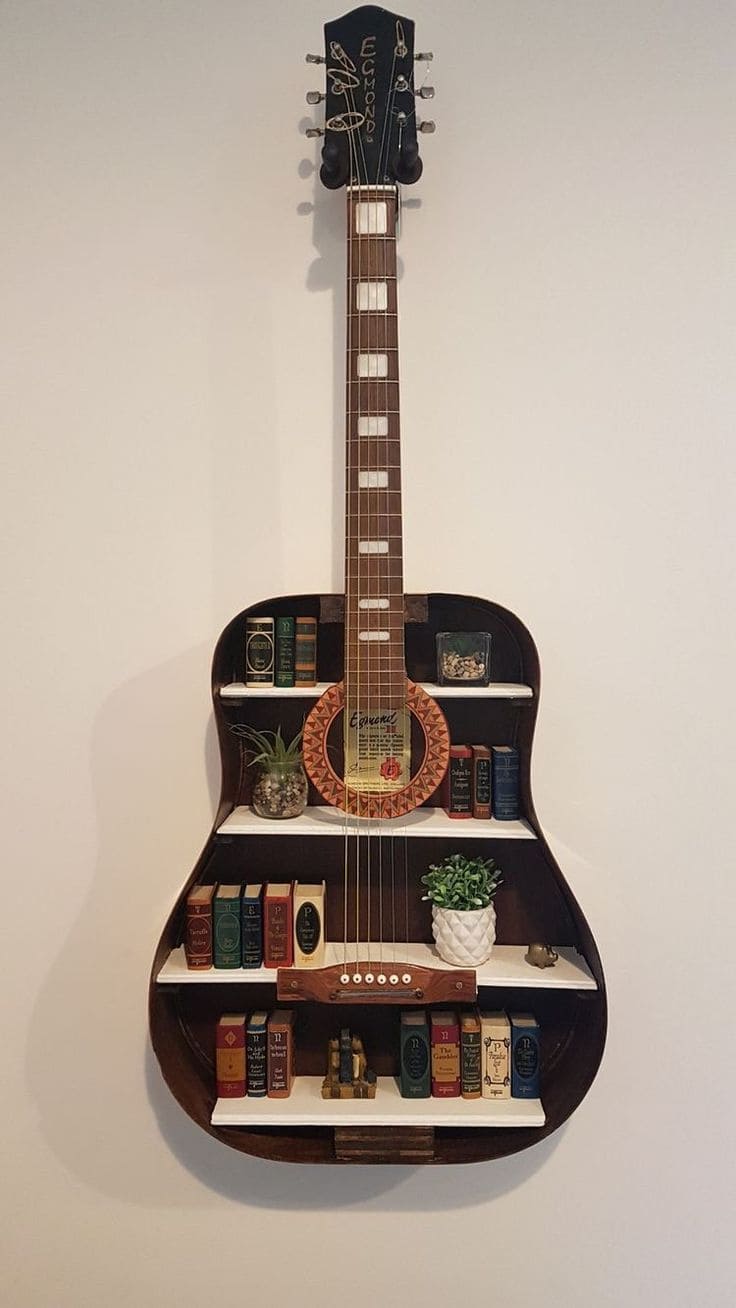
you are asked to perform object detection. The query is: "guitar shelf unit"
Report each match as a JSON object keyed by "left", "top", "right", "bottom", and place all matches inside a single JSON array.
[{"left": 149, "top": 592, "right": 608, "bottom": 1166}]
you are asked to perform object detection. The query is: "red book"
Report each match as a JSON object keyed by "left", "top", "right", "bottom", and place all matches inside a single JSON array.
[
  {"left": 267, "top": 1010, "right": 296, "bottom": 1098},
  {"left": 430, "top": 1011, "right": 461, "bottom": 1097},
  {"left": 185, "top": 883, "right": 216, "bottom": 969},
  {"left": 444, "top": 745, "right": 473, "bottom": 818},
  {"left": 264, "top": 883, "right": 294, "bottom": 968},
  {"left": 216, "top": 1014, "right": 247, "bottom": 1097}
]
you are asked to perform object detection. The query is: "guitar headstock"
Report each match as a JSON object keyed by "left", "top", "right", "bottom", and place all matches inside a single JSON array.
[{"left": 304, "top": 5, "right": 434, "bottom": 189}]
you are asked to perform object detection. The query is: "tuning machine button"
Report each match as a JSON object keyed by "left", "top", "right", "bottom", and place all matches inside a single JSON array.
[
  {"left": 416, "top": 86, "right": 435, "bottom": 99},
  {"left": 305, "top": 53, "right": 326, "bottom": 64},
  {"left": 415, "top": 51, "right": 434, "bottom": 62},
  {"left": 306, "top": 91, "right": 325, "bottom": 105},
  {"left": 305, "top": 126, "right": 324, "bottom": 138},
  {"left": 418, "top": 120, "right": 436, "bottom": 134}
]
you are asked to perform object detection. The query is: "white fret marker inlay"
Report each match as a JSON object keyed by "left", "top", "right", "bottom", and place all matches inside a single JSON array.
[
  {"left": 358, "top": 540, "right": 389, "bottom": 554},
  {"left": 358, "top": 470, "right": 389, "bottom": 488},
  {"left": 355, "top": 202, "right": 387, "bottom": 235},
  {"left": 358, "top": 598, "right": 390, "bottom": 609},
  {"left": 357, "top": 417, "right": 389, "bottom": 437},
  {"left": 359, "top": 631, "right": 390, "bottom": 641},
  {"left": 356, "top": 282, "right": 388, "bottom": 311},
  {"left": 357, "top": 353, "right": 388, "bottom": 378}
]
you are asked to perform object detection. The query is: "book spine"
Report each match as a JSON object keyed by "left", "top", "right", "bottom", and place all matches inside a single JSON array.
[
  {"left": 213, "top": 895, "right": 241, "bottom": 969},
  {"left": 511, "top": 1020, "right": 541, "bottom": 1098},
  {"left": 431, "top": 1022, "right": 461, "bottom": 1097},
  {"left": 264, "top": 895, "right": 293, "bottom": 968},
  {"left": 492, "top": 747, "right": 520, "bottom": 820},
  {"left": 246, "top": 1026, "right": 267, "bottom": 1097},
  {"left": 461, "top": 1021, "right": 482, "bottom": 1099},
  {"left": 294, "top": 616, "right": 317, "bottom": 686},
  {"left": 400, "top": 1023, "right": 431, "bottom": 1099},
  {"left": 445, "top": 746, "right": 473, "bottom": 818},
  {"left": 241, "top": 897, "right": 263, "bottom": 968},
  {"left": 481, "top": 1022, "right": 511, "bottom": 1099},
  {"left": 293, "top": 890, "right": 325, "bottom": 968},
  {"left": 216, "top": 1020, "right": 246, "bottom": 1097},
  {"left": 471, "top": 746, "right": 492, "bottom": 819},
  {"left": 267, "top": 1023, "right": 294, "bottom": 1098},
  {"left": 185, "top": 895, "right": 213, "bottom": 969},
  {"left": 245, "top": 616, "right": 274, "bottom": 687},
  {"left": 274, "top": 616, "right": 295, "bottom": 688}
]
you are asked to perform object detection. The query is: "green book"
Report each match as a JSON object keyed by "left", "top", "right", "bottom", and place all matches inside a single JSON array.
[
  {"left": 400, "top": 1010, "right": 431, "bottom": 1098},
  {"left": 275, "top": 616, "right": 295, "bottom": 687},
  {"left": 213, "top": 885, "right": 242, "bottom": 968}
]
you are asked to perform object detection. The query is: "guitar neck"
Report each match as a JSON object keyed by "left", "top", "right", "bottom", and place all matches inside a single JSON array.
[{"left": 344, "top": 186, "right": 406, "bottom": 708}]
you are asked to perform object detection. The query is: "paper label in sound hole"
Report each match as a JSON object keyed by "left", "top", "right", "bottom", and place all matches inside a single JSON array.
[{"left": 344, "top": 704, "right": 410, "bottom": 793}]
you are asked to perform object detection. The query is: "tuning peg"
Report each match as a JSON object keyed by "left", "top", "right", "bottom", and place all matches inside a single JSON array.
[
  {"left": 305, "top": 53, "right": 326, "bottom": 64},
  {"left": 415, "top": 51, "right": 434, "bottom": 62},
  {"left": 305, "top": 126, "right": 324, "bottom": 138},
  {"left": 306, "top": 91, "right": 325, "bottom": 104},
  {"left": 416, "top": 86, "right": 435, "bottom": 99},
  {"left": 418, "top": 120, "right": 436, "bottom": 133}
]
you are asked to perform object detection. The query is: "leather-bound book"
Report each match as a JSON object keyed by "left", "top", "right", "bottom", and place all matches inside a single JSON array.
[
  {"left": 267, "top": 1010, "right": 295, "bottom": 1098},
  {"left": 430, "top": 1011, "right": 461, "bottom": 1097},
  {"left": 471, "top": 745, "right": 492, "bottom": 819},
  {"left": 275, "top": 616, "right": 295, "bottom": 688},
  {"left": 263, "top": 883, "right": 294, "bottom": 968},
  {"left": 241, "top": 883, "right": 263, "bottom": 968},
  {"left": 213, "top": 884, "right": 242, "bottom": 968},
  {"left": 246, "top": 1011, "right": 268, "bottom": 1097},
  {"left": 400, "top": 1010, "right": 431, "bottom": 1099},
  {"left": 510, "top": 1013, "right": 540, "bottom": 1099},
  {"left": 460, "top": 1009, "right": 482, "bottom": 1099},
  {"left": 491, "top": 746, "right": 520, "bottom": 820},
  {"left": 185, "top": 883, "right": 216, "bottom": 969},
  {"left": 293, "top": 882, "right": 326, "bottom": 968},
  {"left": 444, "top": 745, "right": 473, "bottom": 818},
  {"left": 294, "top": 616, "right": 317, "bottom": 686},
  {"left": 216, "top": 1014, "right": 247, "bottom": 1098},
  {"left": 480, "top": 1010, "right": 511, "bottom": 1099}
]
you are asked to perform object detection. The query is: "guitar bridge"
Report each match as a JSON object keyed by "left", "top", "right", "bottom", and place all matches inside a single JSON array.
[{"left": 277, "top": 961, "right": 477, "bottom": 1005}]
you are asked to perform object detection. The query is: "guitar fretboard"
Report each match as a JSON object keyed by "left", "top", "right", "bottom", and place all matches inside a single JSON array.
[{"left": 344, "top": 188, "right": 405, "bottom": 709}]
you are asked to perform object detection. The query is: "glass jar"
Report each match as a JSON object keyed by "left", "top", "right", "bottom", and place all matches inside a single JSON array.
[
  {"left": 251, "top": 759, "right": 308, "bottom": 819},
  {"left": 436, "top": 631, "right": 492, "bottom": 685}
]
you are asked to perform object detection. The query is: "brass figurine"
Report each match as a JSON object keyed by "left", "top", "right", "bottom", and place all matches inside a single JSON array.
[{"left": 525, "top": 943, "right": 559, "bottom": 969}]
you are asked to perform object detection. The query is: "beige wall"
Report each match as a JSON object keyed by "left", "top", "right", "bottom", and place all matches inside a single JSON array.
[{"left": 3, "top": 1, "right": 734, "bottom": 1303}]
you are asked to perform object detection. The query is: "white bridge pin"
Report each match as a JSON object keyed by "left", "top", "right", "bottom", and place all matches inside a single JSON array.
[
  {"left": 364, "top": 972, "right": 374, "bottom": 984},
  {"left": 340, "top": 974, "right": 350, "bottom": 985},
  {"left": 353, "top": 973, "right": 362, "bottom": 984},
  {"left": 402, "top": 973, "right": 412, "bottom": 985},
  {"left": 389, "top": 974, "right": 399, "bottom": 985},
  {"left": 377, "top": 974, "right": 387, "bottom": 985}
]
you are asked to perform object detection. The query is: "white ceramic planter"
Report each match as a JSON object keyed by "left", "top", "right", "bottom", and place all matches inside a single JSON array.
[{"left": 431, "top": 903, "right": 497, "bottom": 967}]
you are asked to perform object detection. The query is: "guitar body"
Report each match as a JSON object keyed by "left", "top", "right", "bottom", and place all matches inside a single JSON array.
[
  {"left": 149, "top": 590, "right": 607, "bottom": 1165},
  {"left": 150, "top": 4, "right": 606, "bottom": 1166}
]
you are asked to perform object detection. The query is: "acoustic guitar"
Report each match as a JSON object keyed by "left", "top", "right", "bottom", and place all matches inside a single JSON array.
[{"left": 149, "top": 4, "right": 607, "bottom": 1166}]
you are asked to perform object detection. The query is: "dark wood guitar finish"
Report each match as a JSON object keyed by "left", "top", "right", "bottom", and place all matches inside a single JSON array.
[{"left": 149, "top": 7, "right": 607, "bottom": 1165}]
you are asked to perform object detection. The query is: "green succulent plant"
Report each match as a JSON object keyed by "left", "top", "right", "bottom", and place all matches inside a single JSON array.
[
  {"left": 421, "top": 853, "right": 503, "bottom": 911},
  {"left": 230, "top": 723, "right": 303, "bottom": 767}
]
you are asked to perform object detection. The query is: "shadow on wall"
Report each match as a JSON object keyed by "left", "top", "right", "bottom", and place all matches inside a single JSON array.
[{"left": 24, "top": 644, "right": 561, "bottom": 1211}]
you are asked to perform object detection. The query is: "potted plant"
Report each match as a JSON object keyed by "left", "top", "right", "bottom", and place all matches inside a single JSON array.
[
  {"left": 421, "top": 853, "right": 503, "bottom": 966},
  {"left": 231, "top": 724, "right": 307, "bottom": 819}
]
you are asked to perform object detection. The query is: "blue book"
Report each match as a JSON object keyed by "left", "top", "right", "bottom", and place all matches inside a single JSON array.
[
  {"left": 241, "top": 883, "right": 263, "bottom": 968},
  {"left": 491, "top": 746, "right": 520, "bottom": 820},
  {"left": 510, "top": 1014, "right": 540, "bottom": 1099}
]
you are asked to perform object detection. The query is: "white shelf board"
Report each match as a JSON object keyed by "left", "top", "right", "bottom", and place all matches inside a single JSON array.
[
  {"left": 211, "top": 1076, "right": 544, "bottom": 1128},
  {"left": 158, "top": 943, "right": 595, "bottom": 990},
  {"left": 217, "top": 805, "right": 535, "bottom": 840},
  {"left": 219, "top": 681, "right": 532, "bottom": 700}
]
